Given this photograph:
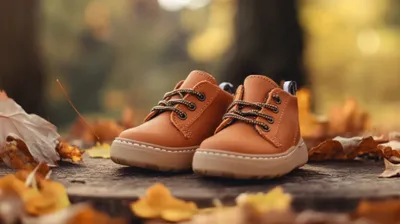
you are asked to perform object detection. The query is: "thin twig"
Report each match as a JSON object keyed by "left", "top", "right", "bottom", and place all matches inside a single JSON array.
[{"left": 56, "top": 79, "right": 99, "bottom": 140}]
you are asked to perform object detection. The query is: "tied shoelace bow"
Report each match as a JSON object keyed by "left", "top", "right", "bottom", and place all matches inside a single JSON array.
[
  {"left": 151, "top": 89, "right": 205, "bottom": 120},
  {"left": 223, "top": 95, "right": 281, "bottom": 131}
]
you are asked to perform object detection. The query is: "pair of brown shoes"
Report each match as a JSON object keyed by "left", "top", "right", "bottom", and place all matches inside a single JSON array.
[{"left": 110, "top": 70, "right": 308, "bottom": 179}]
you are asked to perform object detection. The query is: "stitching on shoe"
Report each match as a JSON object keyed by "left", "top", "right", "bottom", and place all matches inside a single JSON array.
[
  {"left": 115, "top": 139, "right": 197, "bottom": 153},
  {"left": 196, "top": 142, "right": 303, "bottom": 160}
]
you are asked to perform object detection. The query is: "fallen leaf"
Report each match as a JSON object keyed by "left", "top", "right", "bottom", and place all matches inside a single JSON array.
[
  {"left": 309, "top": 135, "right": 400, "bottom": 163},
  {"left": 377, "top": 141, "right": 400, "bottom": 163},
  {"left": 183, "top": 207, "right": 243, "bottom": 224},
  {"left": 353, "top": 199, "right": 400, "bottom": 224},
  {"left": 25, "top": 179, "right": 70, "bottom": 216},
  {"left": 56, "top": 140, "right": 84, "bottom": 163},
  {"left": 0, "top": 92, "right": 60, "bottom": 165},
  {"left": 1, "top": 136, "right": 39, "bottom": 171},
  {"left": 379, "top": 159, "right": 400, "bottom": 178},
  {"left": 131, "top": 183, "right": 198, "bottom": 222},
  {"left": 0, "top": 173, "right": 33, "bottom": 198},
  {"left": 0, "top": 165, "right": 70, "bottom": 217},
  {"left": 236, "top": 187, "right": 292, "bottom": 213},
  {"left": 309, "top": 136, "right": 383, "bottom": 161},
  {"left": 85, "top": 143, "right": 110, "bottom": 159}
]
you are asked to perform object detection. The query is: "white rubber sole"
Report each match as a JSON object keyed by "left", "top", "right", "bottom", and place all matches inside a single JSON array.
[
  {"left": 192, "top": 139, "right": 308, "bottom": 179},
  {"left": 110, "top": 138, "right": 197, "bottom": 171}
]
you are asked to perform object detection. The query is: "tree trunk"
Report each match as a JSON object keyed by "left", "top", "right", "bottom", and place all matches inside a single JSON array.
[
  {"left": 0, "top": 0, "right": 45, "bottom": 116},
  {"left": 222, "top": 0, "right": 306, "bottom": 88}
]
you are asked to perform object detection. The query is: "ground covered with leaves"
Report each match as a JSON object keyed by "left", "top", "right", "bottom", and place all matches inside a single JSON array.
[{"left": 1, "top": 88, "right": 400, "bottom": 223}]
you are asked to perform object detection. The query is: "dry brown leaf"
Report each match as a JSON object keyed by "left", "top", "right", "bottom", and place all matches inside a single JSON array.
[
  {"left": 377, "top": 141, "right": 400, "bottom": 163},
  {"left": 0, "top": 92, "right": 60, "bottom": 165},
  {"left": 56, "top": 140, "right": 84, "bottom": 163},
  {"left": 1, "top": 136, "right": 39, "bottom": 171},
  {"left": 353, "top": 199, "right": 400, "bottom": 224},
  {"left": 309, "top": 135, "right": 400, "bottom": 163},
  {"left": 131, "top": 183, "right": 198, "bottom": 222},
  {"left": 0, "top": 136, "right": 51, "bottom": 176},
  {"left": 380, "top": 159, "right": 400, "bottom": 178},
  {"left": 309, "top": 136, "right": 380, "bottom": 161}
]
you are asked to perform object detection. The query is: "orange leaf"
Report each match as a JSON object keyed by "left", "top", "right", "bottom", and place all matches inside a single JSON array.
[
  {"left": 1, "top": 136, "right": 50, "bottom": 176},
  {"left": 25, "top": 179, "right": 70, "bottom": 216},
  {"left": 56, "top": 140, "right": 84, "bottom": 163}
]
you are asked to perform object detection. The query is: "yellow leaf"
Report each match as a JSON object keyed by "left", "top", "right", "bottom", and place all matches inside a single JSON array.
[
  {"left": 86, "top": 143, "right": 111, "bottom": 159},
  {"left": 235, "top": 187, "right": 292, "bottom": 213},
  {"left": 0, "top": 174, "right": 32, "bottom": 197},
  {"left": 130, "top": 183, "right": 198, "bottom": 222},
  {"left": 25, "top": 179, "right": 70, "bottom": 215}
]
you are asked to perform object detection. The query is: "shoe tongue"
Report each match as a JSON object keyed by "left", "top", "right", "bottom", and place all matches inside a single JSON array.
[
  {"left": 243, "top": 75, "right": 279, "bottom": 103},
  {"left": 180, "top": 70, "right": 217, "bottom": 89}
]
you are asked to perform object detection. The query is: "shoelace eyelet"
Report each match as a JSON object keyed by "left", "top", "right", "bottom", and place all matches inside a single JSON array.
[
  {"left": 273, "top": 107, "right": 279, "bottom": 113},
  {"left": 273, "top": 95, "right": 281, "bottom": 104},
  {"left": 197, "top": 93, "right": 206, "bottom": 101},
  {"left": 188, "top": 102, "right": 196, "bottom": 111},
  {"left": 178, "top": 112, "right": 187, "bottom": 120},
  {"left": 261, "top": 125, "right": 270, "bottom": 132},
  {"left": 267, "top": 118, "right": 274, "bottom": 124}
]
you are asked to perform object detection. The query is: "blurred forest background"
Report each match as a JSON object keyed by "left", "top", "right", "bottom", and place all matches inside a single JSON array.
[{"left": 0, "top": 0, "right": 400, "bottom": 131}]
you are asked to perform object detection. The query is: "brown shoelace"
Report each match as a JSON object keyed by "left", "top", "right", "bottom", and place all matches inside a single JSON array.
[
  {"left": 151, "top": 89, "right": 205, "bottom": 120},
  {"left": 223, "top": 95, "right": 281, "bottom": 131}
]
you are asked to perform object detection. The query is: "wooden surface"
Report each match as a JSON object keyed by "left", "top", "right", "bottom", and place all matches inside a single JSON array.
[{"left": 1, "top": 155, "right": 399, "bottom": 220}]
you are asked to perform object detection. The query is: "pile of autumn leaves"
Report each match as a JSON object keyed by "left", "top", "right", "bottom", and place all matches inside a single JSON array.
[
  {"left": 0, "top": 90, "right": 85, "bottom": 171},
  {"left": 0, "top": 165, "right": 126, "bottom": 224},
  {"left": 0, "top": 90, "right": 131, "bottom": 170},
  {"left": 298, "top": 89, "right": 400, "bottom": 178}
]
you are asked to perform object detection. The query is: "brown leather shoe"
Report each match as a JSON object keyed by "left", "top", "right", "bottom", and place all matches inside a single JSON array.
[
  {"left": 192, "top": 75, "right": 308, "bottom": 179},
  {"left": 110, "top": 70, "right": 233, "bottom": 171}
]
